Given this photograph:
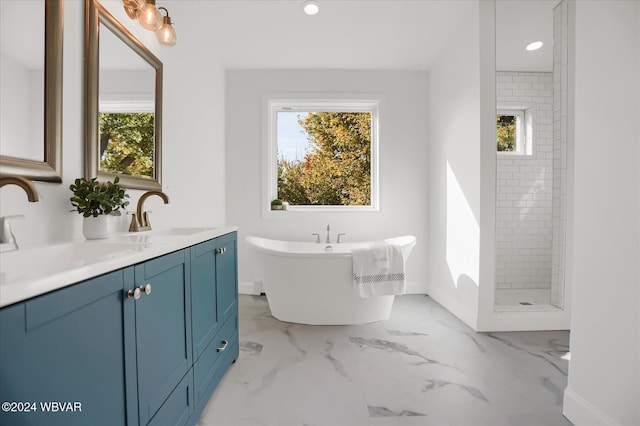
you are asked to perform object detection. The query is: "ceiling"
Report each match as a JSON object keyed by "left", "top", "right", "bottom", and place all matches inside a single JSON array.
[
  {"left": 496, "top": 0, "right": 558, "bottom": 72},
  {"left": 181, "top": 0, "right": 556, "bottom": 72},
  {"left": 172, "top": 0, "right": 476, "bottom": 70},
  {"left": 0, "top": 1, "right": 557, "bottom": 73}
]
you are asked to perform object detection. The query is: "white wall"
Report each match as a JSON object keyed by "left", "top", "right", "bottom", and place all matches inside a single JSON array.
[
  {"left": 563, "top": 1, "right": 640, "bottom": 424},
  {"left": 0, "top": 56, "right": 42, "bottom": 161},
  {"left": 428, "top": 3, "right": 482, "bottom": 329},
  {"left": 0, "top": 1, "right": 227, "bottom": 246},
  {"left": 225, "top": 70, "right": 429, "bottom": 294},
  {"left": 551, "top": 1, "right": 570, "bottom": 309},
  {"left": 495, "top": 71, "right": 554, "bottom": 294}
]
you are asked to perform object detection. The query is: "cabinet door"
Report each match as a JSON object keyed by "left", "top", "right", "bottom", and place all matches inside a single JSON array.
[
  {"left": 147, "top": 371, "right": 193, "bottom": 426},
  {"left": 190, "top": 232, "right": 238, "bottom": 361},
  {"left": 134, "top": 249, "right": 192, "bottom": 426},
  {"left": 215, "top": 232, "right": 238, "bottom": 325},
  {"left": 0, "top": 269, "right": 138, "bottom": 426},
  {"left": 190, "top": 239, "right": 219, "bottom": 360}
]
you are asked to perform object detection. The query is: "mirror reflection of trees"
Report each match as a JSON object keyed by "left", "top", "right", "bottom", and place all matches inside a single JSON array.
[{"left": 99, "top": 112, "right": 154, "bottom": 178}]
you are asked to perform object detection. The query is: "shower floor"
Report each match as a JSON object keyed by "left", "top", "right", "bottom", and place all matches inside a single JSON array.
[{"left": 494, "top": 289, "right": 560, "bottom": 312}]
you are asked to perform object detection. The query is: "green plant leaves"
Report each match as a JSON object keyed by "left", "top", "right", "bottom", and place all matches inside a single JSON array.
[{"left": 69, "top": 177, "right": 130, "bottom": 217}]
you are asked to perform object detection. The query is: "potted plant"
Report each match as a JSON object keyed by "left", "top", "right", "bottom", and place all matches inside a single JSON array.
[
  {"left": 271, "top": 198, "right": 284, "bottom": 211},
  {"left": 70, "top": 177, "right": 129, "bottom": 239}
]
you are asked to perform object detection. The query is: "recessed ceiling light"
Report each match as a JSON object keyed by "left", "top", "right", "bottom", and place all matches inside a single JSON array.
[
  {"left": 526, "top": 41, "right": 544, "bottom": 51},
  {"left": 302, "top": 0, "right": 320, "bottom": 16}
]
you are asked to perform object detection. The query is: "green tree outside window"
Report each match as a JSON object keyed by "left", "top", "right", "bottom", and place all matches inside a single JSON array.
[{"left": 277, "top": 112, "right": 371, "bottom": 206}]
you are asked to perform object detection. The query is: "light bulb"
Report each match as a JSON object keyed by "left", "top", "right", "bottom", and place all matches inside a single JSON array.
[
  {"left": 526, "top": 41, "right": 544, "bottom": 51},
  {"left": 137, "top": 0, "right": 162, "bottom": 31},
  {"left": 302, "top": 1, "right": 320, "bottom": 16},
  {"left": 156, "top": 16, "right": 177, "bottom": 46}
]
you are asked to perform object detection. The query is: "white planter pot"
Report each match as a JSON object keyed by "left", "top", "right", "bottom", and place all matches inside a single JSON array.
[{"left": 83, "top": 215, "right": 109, "bottom": 240}]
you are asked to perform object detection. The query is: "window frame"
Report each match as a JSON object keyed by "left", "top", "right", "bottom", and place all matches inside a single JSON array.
[
  {"left": 265, "top": 98, "right": 380, "bottom": 214},
  {"left": 497, "top": 106, "right": 535, "bottom": 156}
]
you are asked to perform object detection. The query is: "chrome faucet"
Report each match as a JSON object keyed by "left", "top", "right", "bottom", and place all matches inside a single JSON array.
[
  {"left": 0, "top": 176, "right": 40, "bottom": 251},
  {"left": 129, "top": 190, "right": 169, "bottom": 232},
  {"left": 325, "top": 224, "right": 331, "bottom": 244}
]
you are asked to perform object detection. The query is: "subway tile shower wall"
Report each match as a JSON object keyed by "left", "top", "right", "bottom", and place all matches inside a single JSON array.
[
  {"left": 550, "top": 1, "right": 569, "bottom": 309},
  {"left": 495, "top": 71, "right": 555, "bottom": 291}
]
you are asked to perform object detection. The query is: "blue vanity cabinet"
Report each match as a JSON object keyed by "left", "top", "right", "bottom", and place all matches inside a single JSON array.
[
  {"left": 215, "top": 232, "right": 238, "bottom": 326},
  {"left": 134, "top": 249, "right": 193, "bottom": 426},
  {"left": 0, "top": 231, "right": 238, "bottom": 426},
  {"left": 190, "top": 232, "right": 239, "bottom": 413},
  {"left": 190, "top": 239, "right": 221, "bottom": 360},
  {"left": 190, "top": 232, "right": 238, "bottom": 361},
  {"left": 0, "top": 269, "right": 138, "bottom": 426}
]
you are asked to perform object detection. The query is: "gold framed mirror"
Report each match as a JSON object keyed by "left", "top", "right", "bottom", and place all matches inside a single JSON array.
[
  {"left": 0, "top": 0, "right": 63, "bottom": 182},
  {"left": 85, "top": 0, "right": 163, "bottom": 190}
]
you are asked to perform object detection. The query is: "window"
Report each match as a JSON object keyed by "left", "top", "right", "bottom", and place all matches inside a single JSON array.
[
  {"left": 266, "top": 99, "right": 379, "bottom": 211},
  {"left": 497, "top": 108, "right": 533, "bottom": 155},
  {"left": 99, "top": 98, "right": 155, "bottom": 179}
]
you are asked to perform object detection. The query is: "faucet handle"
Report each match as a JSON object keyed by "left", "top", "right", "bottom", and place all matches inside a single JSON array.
[
  {"left": 0, "top": 215, "right": 25, "bottom": 246},
  {"left": 336, "top": 233, "right": 346, "bottom": 243},
  {"left": 142, "top": 211, "right": 152, "bottom": 229},
  {"left": 312, "top": 233, "right": 321, "bottom": 243},
  {"left": 128, "top": 213, "right": 141, "bottom": 232}
]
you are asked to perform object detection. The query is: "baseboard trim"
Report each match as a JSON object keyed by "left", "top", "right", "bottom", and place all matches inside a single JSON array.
[
  {"left": 404, "top": 280, "right": 427, "bottom": 295},
  {"left": 563, "top": 386, "right": 619, "bottom": 425},
  {"left": 426, "top": 286, "right": 478, "bottom": 330},
  {"left": 239, "top": 281, "right": 261, "bottom": 295},
  {"left": 475, "top": 310, "right": 571, "bottom": 332}
]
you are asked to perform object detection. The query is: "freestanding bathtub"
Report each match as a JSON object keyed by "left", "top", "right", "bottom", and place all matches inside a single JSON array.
[{"left": 246, "top": 235, "right": 416, "bottom": 325}]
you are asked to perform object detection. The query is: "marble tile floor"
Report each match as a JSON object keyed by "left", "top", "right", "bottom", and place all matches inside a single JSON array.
[{"left": 198, "top": 295, "right": 571, "bottom": 426}]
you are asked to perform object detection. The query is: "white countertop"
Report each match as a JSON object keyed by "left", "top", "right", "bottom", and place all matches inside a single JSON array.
[{"left": 0, "top": 226, "right": 237, "bottom": 308}]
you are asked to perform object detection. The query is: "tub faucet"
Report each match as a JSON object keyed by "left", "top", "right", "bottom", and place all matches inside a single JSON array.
[
  {"left": 325, "top": 224, "right": 331, "bottom": 244},
  {"left": 129, "top": 190, "right": 169, "bottom": 232},
  {"left": 336, "top": 233, "right": 346, "bottom": 243},
  {"left": 0, "top": 176, "right": 40, "bottom": 251}
]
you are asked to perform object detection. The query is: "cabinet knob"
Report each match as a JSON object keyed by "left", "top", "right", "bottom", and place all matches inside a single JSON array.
[
  {"left": 142, "top": 283, "right": 152, "bottom": 295},
  {"left": 216, "top": 247, "right": 227, "bottom": 255},
  {"left": 127, "top": 287, "right": 142, "bottom": 300},
  {"left": 216, "top": 340, "right": 228, "bottom": 353}
]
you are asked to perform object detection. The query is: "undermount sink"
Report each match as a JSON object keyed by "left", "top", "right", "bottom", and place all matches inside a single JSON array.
[
  {"left": 0, "top": 241, "right": 148, "bottom": 285},
  {"left": 0, "top": 225, "right": 237, "bottom": 308},
  {"left": 158, "top": 227, "right": 217, "bottom": 236},
  {"left": 145, "top": 227, "right": 215, "bottom": 236},
  {"left": 122, "top": 227, "right": 217, "bottom": 238}
]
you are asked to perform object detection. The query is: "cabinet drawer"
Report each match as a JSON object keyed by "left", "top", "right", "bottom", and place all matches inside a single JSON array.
[{"left": 193, "top": 311, "right": 238, "bottom": 404}]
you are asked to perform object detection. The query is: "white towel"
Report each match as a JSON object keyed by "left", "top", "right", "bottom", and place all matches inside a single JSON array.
[{"left": 352, "top": 243, "right": 406, "bottom": 298}]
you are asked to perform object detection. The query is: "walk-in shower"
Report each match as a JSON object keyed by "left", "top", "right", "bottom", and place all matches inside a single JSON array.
[{"left": 494, "top": 0, "right": 569, "bottom": 312}]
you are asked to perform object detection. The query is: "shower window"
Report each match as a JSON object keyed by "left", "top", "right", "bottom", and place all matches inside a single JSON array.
[
  {"left": 265, "top": 99, "right": 379, "bottom": 211},
  {"left": 497, "top": 108, "right": 533, "bottom": 155}
]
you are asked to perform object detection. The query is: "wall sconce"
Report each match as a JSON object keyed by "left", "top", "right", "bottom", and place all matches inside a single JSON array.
[
  {"left": 137, "top": 0, "right": 162, "bottom": 30},
  {"left": 156, "top": 7, "right": 177, "bottom": 46},
  {"left": 122, "top": 0, "right": 177, "bottom": 46}
]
